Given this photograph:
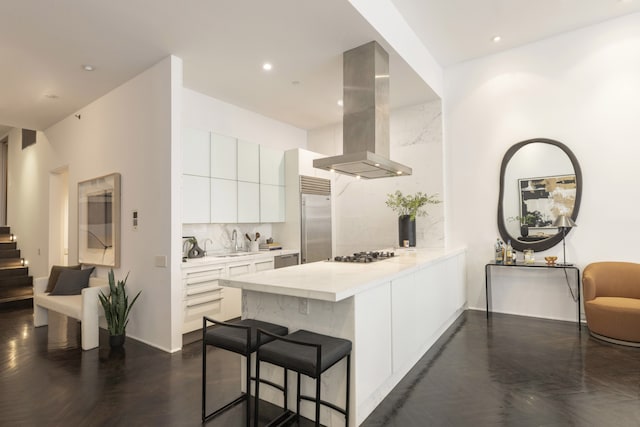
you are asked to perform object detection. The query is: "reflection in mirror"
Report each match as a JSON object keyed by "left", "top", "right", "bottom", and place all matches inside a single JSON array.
[{"left": 498, "top": 139, "right": 582, "bottom": 252}]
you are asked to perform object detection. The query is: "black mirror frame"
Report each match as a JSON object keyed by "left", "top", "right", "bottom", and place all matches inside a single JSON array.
[{"left": 497, "top": 138, "right": 582, "bottom": 252}]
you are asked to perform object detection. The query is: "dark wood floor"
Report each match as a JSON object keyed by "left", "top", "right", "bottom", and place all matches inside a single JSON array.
[{"left": 2, "top": 301, "right": 639, "bottom": 426}]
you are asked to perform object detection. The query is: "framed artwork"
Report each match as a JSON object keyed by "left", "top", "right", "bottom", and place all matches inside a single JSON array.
[{"left": 78, "top": 173, "right": 121, "bottom": 267}]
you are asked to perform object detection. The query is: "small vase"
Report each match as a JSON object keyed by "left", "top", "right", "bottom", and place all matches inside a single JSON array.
[
  {"left": 398, "top": 215, "right": 416, "bottom": 247},
  {"left": 188, "top": 244, "right": 205, "bottom": 258},
  {"left": 109, "top": 334, "right": 125, "bottom": 348}
]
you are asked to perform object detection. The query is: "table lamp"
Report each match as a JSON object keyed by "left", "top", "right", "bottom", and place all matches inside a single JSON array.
[{"left": 553, "top": 214, "right": 576, "bottom": 266}]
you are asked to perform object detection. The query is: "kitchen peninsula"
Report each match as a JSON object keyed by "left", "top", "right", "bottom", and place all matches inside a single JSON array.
[{"left": 220, "top": 247, "right": 467, "bottom": 426}]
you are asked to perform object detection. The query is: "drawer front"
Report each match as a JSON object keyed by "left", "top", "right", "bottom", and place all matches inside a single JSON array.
[
  {"left": 255, "top": 259, "right": 274, "bottom": 272},
  {"left": 183, "top": 297, "right": 223, "bottom": 333},
  {"left": 228, "top": 262, "right": 252, "bottom": 276},
  {"left": 184, "top": 266, "right": 226, "bottom": 285}
]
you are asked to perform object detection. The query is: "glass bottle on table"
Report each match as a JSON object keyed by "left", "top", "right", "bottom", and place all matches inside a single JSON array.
[
  {"left": 495, "top": 239, "right": 503, "bottom": 264},
  {"left": 505, "top": 240, "right": 513, "bottom": 265}
]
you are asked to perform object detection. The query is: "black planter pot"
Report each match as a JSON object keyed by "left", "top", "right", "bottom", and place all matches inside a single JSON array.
[
  {"left": 520, "top": 224, "right": 529, "bottom": 238},
  {"left": 109, "top": 334, "right": 126, "bottom": 348},
  {"left": 398, "top": 215, "right": 416, "bottom": 247}
]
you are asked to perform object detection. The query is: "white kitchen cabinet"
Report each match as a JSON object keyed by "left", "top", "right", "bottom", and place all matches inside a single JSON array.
[
  {"left": 237, "top": 181, "right": 260, "bottom": 223},
  {"left": 182, "top": 128, "right": 210, "bottom": 177},
  {"left": 210, "top": 178, "right": 237, "bottom": 223},
  {"left": 255, "top": 258, "right": 275, "bottom": 271},
  {"left": 260, "top": 184, "right": 285, "bottom": 222},
  {"left": 211, "top": 133, "right": 237, "bottom": 180},
  {"left": 182, "top": 264, "right": 226, "bottom": 333},
  {"left": 181, "top": 253, "right": 282, "bottom": 335},
  {"left": 237, "top": 139, "right": 259, "bottom": 183},
  {"left": 260, "top": 146, "right": 285, "bottom": 186},
  {"left": 225, "top": 260, "right": 252, "bottom": 320},
  {"left": 182, "top": 175, "right": 210, "bottom": 223}
]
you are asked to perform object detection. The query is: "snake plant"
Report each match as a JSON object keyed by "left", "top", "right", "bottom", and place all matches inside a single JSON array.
[{"left": 98, "top": 269, "right": 141, "bottom": 336}]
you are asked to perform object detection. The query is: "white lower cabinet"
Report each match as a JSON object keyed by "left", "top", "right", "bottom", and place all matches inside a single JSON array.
[{"left": 182, "top": 255, "right": 276, "bottom": 334}]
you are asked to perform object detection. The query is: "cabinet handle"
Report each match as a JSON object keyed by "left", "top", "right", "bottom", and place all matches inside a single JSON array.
[
  {"left": 186, "top": 285, "right": 222, "bottom": 296},
  {"left": 186, "top": 295, "right": 223, "bottom": 308}
]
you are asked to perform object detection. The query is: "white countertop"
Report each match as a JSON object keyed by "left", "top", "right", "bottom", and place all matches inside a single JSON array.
[
  {"left": 181, "top": 249, "right": 299, "bottom": 268},
  {"left": 220, "top": 247, "right": 466, "bottom": 301}
]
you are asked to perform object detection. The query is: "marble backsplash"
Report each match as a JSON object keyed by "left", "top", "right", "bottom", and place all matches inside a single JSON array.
[{"left": 182, "top": 223, "right": 274, "bottom": 256}]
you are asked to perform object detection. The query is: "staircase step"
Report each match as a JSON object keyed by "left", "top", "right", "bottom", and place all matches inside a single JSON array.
[
  {"left": 0, "top": 283, "right": 33, "bottom": 301},
  {"left": 0, "top": 226, "right": 9, "bottom": 235},
  {"left": 0, "top": 266, "right": 29, "bottom": 279},
  {"left": 0, "top": 275, "right": 33, "bottom": 288},
  {"left": 0, "top": 242, "right": 17, "bottom": 250},
  {"left": 0, "top": 259, "right": 25, "bottom": 268},
  {"left": 0, "top": 249, "right": 20, "bottom": 259},
  {"left": 0, "top": 276, "right": 33, "bottom": 302}
]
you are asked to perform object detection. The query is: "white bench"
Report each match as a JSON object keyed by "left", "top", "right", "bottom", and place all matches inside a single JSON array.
[{"left": 33, "top": 277, "right": 110, "bottom": 350}]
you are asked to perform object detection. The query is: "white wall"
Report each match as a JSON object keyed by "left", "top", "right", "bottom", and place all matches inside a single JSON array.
[
  {"left": 308, "top": 101, "right": 444, "bottom": 255},
  {"left": 8, "top": 56, "right": 180, "bottom": 351},
  {"left": 445, "top": 12, "right": 640, "bottom": 321}
]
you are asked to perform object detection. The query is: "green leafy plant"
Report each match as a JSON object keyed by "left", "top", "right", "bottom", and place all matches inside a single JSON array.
[
  {"left": 385, "top": 190, "right": 442, "bottom": 221},
  {"left": 98, "top": 269, "right": 141, "bottom": 336},
  {"left": 509, "top": 211, "right": 542, "bottom": 226}
]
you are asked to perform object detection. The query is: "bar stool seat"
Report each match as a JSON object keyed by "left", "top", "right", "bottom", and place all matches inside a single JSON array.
[
  {"left": 255, "top": 329, "right": 352, "bottom": 426},
  {"left": 202, "top": 317, "right": 288, "bottom": 426}
]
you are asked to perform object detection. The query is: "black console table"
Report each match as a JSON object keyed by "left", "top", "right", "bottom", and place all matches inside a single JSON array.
[{"left": 485, "top": 261, "right": 581, "bottom": 326}]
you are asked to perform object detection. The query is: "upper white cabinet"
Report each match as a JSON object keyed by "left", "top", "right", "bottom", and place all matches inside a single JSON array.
[
  {"left": 182, "top": 128, "right": 285, "bottom": 223},
  {"left": 182, "top": 128, "right": 210, "bottom": 177},
  {"left": 237, "top": 140, "right": 260, "bottom": 183},
  {"left": 260, "top": 146, "right": 285, "bottom": 186},
  {"left": 182, "top": 175, "right": 210, "bottom": 223},
  {"left": 260, "top": 184, "right": 285, "bottom": 223},
  {"left": 238, "top": 181, "right": 260, "bottom": 223},
  {"left": 210, "top": 178, "right": 237, "bottom": 223},
  {"left": 211, "top": 133, "right": 237, "bottom": 180}
]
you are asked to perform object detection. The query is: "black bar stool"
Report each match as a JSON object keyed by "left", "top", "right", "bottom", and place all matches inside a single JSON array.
[
  {"left": 255, "top": 329, "right": 352, "bottom": 426},
  {"left": 202, "top": 317, "right": 288, "bottom": 426}
]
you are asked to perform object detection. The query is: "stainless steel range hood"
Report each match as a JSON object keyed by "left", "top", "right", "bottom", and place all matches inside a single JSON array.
[{"left": 313, "top": 41, "right": 412, "bottom": 179}]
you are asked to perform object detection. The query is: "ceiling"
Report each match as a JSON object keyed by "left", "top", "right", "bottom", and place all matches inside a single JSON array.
[{"left": 1, "top": 0, "right": 640, "bottom": 136}]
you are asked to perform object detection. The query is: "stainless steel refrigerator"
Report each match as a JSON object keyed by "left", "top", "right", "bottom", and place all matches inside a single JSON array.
[{"left": 300, "top": 176, "right": 332, "bottom": 263}]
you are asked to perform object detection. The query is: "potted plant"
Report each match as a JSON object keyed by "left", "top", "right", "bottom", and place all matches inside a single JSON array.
[
  {"left": 385, "top": 190, "right": 441, "bottom": 247},
  {"left": 98, "top": 269, "right": 142, "bottom": 348}
]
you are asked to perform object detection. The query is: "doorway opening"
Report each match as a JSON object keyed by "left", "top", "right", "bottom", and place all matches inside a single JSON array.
[
  {"left": 49, "top": 167, "right": 69, "bottom": 266},
  {"left": 0, "top": 137, "right": 8, "bottom": 225}
]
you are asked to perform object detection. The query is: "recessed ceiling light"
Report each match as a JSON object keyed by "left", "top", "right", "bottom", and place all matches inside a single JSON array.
[
  {"left": 355, "top": 175, "right": 361, "bottom": 180},
  {"left": 396, "top": 171, "right": 403, "bottom": 175},
  {"left": 82, "top": 64, "right": 95, "bottom": 71},
  {"left": 337, "top": 100, "right": 343, "bottom": 107},
  {"left": 492, "top": 35, "right": 502, "bottom": 43},
  {"left": 262, "top": 62, "right": 272, "bottom": 71}
]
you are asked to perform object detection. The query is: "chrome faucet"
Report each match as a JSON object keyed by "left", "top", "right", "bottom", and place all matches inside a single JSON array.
[
  {"left": 231, "top": 230, "right": 238, "bottom": 252},
  {"left": 203, "top": 238, "right": 213, "bottom": 255}
]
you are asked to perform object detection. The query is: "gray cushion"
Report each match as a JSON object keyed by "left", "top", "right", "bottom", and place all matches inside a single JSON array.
[
  {"left": 258, "top": 330, "right": 352, "bottom": 378},
  {"left": 45, "top": 264, "right": 81, "bottom": 293},
  {"left": 204, "top": 319, "right": 288, "bottom": 355},
  {"left": 50, "top": 267, "right": 95, "bottom": 296}
]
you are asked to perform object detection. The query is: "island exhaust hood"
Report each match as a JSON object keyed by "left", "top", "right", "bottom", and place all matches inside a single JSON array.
[{"left": 313, "top": 41, "right": 412, "bottom": 179}]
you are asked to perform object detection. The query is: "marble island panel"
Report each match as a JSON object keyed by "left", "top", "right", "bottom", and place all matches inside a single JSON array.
[{"left": 220, "top": 247, "right": 467, "bottom": 426}]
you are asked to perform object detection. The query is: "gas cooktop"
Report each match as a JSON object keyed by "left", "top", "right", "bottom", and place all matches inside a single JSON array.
[{"left": 333, "top": 251, "right": 395, "bottom": 263}]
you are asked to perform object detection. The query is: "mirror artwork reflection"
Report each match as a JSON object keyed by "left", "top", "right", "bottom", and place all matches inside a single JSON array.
[
  {"left": 78, "top": 173, "right": 121, "bottom": 267},
  {"left": 498, "top": 139, "right": 582, "bottom": 252}
]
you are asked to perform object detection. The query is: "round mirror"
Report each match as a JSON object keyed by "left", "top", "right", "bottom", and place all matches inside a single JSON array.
[{"left": 497, "top": 138, "right": 582, "bottom": 252}]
